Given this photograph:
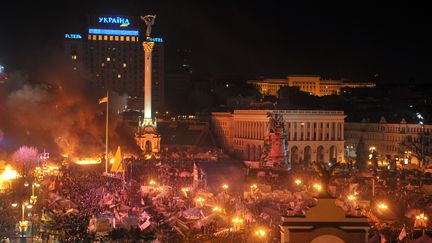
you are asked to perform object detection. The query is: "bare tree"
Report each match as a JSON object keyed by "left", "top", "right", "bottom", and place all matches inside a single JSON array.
[
  {"left": 12, "top": 146, "right": 39, "bottom": 176},
  {"left": 400, "top": 131, "right": 430, "bottom": 167}
]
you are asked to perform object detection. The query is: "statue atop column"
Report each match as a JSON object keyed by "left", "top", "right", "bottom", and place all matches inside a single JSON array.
[{"left": 140, "top": 15, "right": 156, "bottom": 39}]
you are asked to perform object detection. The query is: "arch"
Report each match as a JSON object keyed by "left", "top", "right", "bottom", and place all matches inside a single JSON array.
[
  {"left": 246, "top": 144, "right": 251, "bottom": 160},
  {"left": 330, "top": 145, "right": 337, "bottom": 163},
  {"left": 304, "top": 146, "right": 312, "bottom": 167},
  {"left": 291, "top": 146, "right": 299, "bottom": 164},
  {"left": 317, "top": 146, "right": 325, "bottom": 163},
  {"left": 251, "top": 145, "right": 256, "bottom": 161},
  {"left": 310, "top": 235, "right": 345, "bottom": 243},
  {"left": 257, "top": 145, "right": 262, "bottom": 161},
  {"left": 145, "top": 140, "right": 152, "bottom": 153}
]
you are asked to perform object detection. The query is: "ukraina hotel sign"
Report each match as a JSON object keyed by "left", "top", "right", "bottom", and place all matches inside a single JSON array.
[{"left": 98, "top": 16, "right": 130, "bottom": 27}]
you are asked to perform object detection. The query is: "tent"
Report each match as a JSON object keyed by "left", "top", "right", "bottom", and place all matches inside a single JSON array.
[
  {"left": 182, "top": 207, "right": 204, "bottom": 219},
  {"left": 412, "top": 234, "right": 432, "bottom": 243}
]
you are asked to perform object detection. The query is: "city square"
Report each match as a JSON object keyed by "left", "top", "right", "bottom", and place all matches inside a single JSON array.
[{"left": 1, "top": 2, "right": 431, "bottom": 243}]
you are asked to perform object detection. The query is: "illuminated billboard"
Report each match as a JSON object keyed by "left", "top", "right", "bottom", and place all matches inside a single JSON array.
[
  {"left": 65, "top": 34, "right": 82, "bottom": 39},
  {"left": 88, "top": 28, "right": 139, "bottom": 36}
]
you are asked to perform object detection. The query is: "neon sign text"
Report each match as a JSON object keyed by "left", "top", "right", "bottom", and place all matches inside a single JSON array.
[
  {"left": 65, "top": 34, "right": 82, "bottom": 39},
  {"left": 98, "top": 17, "right": 130, "bottom": 27}
]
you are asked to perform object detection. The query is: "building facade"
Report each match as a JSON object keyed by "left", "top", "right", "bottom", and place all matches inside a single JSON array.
[
  {"left": 63, "top": 15, "right": 165, "bottom": 111},
  {"left": 248, "top": 75, "right": 375, "bottom": 97},
  {"left": 345, "top": 118, "right": 432, "bottom": 165},
  {"left": 212, "top": 110, "right": 346, "bottom": 165}
]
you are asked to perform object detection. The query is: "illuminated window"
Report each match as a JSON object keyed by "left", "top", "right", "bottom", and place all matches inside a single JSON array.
[
  {"left": 123, "top": 63, "right": 127, "bottom": 68},
  {"left": 131, "top": 36, "right": 135, "bottom": 42},
  {"left": 106, "top": 57, "right": 110, "bottom": 62},
  {"left": 103, "top": 36, "right": 108, "bottom": 41},
  {"left": 126, "top": 36, "right": 130, "bottom": 41},
  {"left": 98, "top": 35, "right": 102, "bottom": 40},
  {"left": 120, "top": 36, "right": 124, "bottom": 41},
  {"left": 88, "top": 35, "right": 91, "bottom": 40},
  {"left": 136, "top": 37, "right": 139, "bottom": 42},
  {"left": 92, "top": 35, "right": 96, "bottom": 40},
  {"left": 115, "top": 36, "right": 119, "bottom": 41},
  {"left": 71, "top": 55, "right": 77, "bottom": 60},
  {"left": 109, "top": 36, "right": 113, "bottom": 41},
  {"left": 117, "top": 74, "right": 121, "bottom": 78}
]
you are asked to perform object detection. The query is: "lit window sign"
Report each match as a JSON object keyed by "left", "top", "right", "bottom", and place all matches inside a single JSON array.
[
  {"left": 88, "top": 28, "right": 139, "bottom": 36},
  {"left": 149, "top": 37, "right": 163, "bottom": 43},
  {"left": 98, "top": 16, "right": 130, "bottom": 27},
  {"left": 65, "top": 34, "right": 82, "bottom": 39}
]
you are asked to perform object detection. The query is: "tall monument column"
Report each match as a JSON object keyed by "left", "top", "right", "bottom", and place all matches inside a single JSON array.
[
  {"left": 135, "top": 15, "right": 161, "bottom": 156},
  {"left": 143, "top": 41, "right": 154, "bottom": 124}
]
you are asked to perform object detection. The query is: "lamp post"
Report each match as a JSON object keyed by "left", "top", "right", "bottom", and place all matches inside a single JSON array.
[
  {"left": 30, "top": 182, "right": 40, "bottom": 204},
  {"left": 232, "top": 217, "right": 244, "bottom": 231},
  {"left": 254, "top": 228, "right": 267, "bottom": 242},
  {"left": 11, "top": 201, "right": 33, "bottom": 237},
  {"left": 250, "top": 184, "right": 257, "bottom": 197}
]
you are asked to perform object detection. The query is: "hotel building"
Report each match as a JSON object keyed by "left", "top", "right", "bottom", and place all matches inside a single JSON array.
[{"left": 63, "top": 15, "right": 165, "bottom": 111}]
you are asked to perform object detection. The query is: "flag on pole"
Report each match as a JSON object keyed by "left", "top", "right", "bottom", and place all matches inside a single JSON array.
[
  {"left": 99, "top": 96, "right": 108, "bottom": 104},
  {"left": 110, "top": 146, "right": 124, "bottom": 173},
  {"left": 398, "top": 226, "right": 407, "bottom": 241}
]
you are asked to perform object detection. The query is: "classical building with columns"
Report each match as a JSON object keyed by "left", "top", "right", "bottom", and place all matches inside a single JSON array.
[
  {"left": 345, "top": 117, "right": 432, "bottom": 165},
  {"left": 212, "top": 110, "right": 346, "bottom": 165},
  {"left": 248, "top": 75, "right": 375, "bottom": 97}
]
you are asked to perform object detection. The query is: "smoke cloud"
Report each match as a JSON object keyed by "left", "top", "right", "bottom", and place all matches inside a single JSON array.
[{"left": 0, "top": 52, "right": 137, "bottom": 160}]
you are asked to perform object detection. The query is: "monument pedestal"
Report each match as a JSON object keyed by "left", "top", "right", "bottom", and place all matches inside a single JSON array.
[{"left": 135, "top": 125, "right": 161, "bottom": 154}]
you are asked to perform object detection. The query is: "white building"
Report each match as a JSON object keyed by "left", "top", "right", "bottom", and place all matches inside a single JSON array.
[
  {"left": 345, "top": 118, "right": 432, "bottom": 165},
  {"left": 212, "top": 110, "right": 346, "bottom": 165}
]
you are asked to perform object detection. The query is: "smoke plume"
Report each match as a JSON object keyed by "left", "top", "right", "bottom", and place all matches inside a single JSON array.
[{"left": 0, "top": 52, "right": 136, "bottom": 160}]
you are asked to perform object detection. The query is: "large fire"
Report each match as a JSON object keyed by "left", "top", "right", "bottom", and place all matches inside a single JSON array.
[
  {"left": 75, "top": 158, "right": 101, "bottom": 165},
  {"left": 0, "top": 165, "right": 19, "bottom": 190}
]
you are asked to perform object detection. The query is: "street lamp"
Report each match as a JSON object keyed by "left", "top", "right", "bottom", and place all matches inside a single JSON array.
[
  {"left": 196, "top": 197, "right": 205, "bottom": 207},
  {"left": 347, "top": 194, "right": 357, "bottom": 201},
  {"left": 255, "top": 228, "right": 267, "bottom": 241},
  {"left": 295, "top": 179, "right": 302, "bottom": 186},
  {"left": 212, "top": 206, "right": 223, "bottom": 213},
  {"left": 222, "top": 184, "right": 229, "bottom": 190},
  {"left": 377, "top": 203, "right": 388, "bottom": 210},
  {"left": 232, "top": 217, "right": 244, "bottom": 231},
  {"left": 149, "top": 180, "right": 156, "bottom": 185},
  {"left": 11, "top": 201, "right": 32, "bottom": 236},
  {"left": 30, "top": 182, "right": 40, "bottom": 204},
  {"left": 415, "top": 213, "right": 428, "bottom": 228},
  {"left": 250, "top": 184, "right": 258, "bottom": 197},
  {"left": 313, "top": 183, "right": 322, "bottom": 192}
]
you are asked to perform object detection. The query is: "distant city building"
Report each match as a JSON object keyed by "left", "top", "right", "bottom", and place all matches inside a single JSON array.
[
  {"left": 345, "top": 117, "right": 432, "bottom": 166},
  {"left": 248, "top": 75, "right": 375, "bottom": 97},
  {"left": 63, "top": 15, "right": 165, "bottom": 111},
  {"left": 0, "top": 64, "right": 6, "bottom": 84},
  {"left": 212, "top": 110, "right": 345, "bottom": 164}
]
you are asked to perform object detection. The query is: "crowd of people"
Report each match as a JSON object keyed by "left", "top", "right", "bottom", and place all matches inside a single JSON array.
[{"left": 2, "top": 150, "right": 432, "bottom": 242}]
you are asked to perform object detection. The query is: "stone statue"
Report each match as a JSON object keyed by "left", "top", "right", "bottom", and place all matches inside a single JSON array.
[{"left": 140, "top": 15, "right": 156, "bottom": 38}]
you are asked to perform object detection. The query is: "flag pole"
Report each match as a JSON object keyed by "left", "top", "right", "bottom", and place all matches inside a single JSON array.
[{"left": 105, "top": 90, "right": 109, "bottom": 174}]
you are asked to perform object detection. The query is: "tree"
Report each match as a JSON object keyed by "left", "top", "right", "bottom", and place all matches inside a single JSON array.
[
  {"left": 400, "top": 132, "right": 430, "bottom": 167},
  {"left": 355, "top": 137, "right": 369, "bottom": 171},
  {"left": 12, "top": 146, "right": 39, "bottom": 176}
]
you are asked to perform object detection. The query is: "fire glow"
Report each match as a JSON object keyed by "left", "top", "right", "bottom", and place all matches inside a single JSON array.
[{"left": 75, "top": 158, "right": 101, "bottom": 165}]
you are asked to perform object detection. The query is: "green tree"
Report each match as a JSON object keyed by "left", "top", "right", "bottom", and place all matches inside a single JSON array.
[{"left": 355, "top": 137, "right": 368, "bottom": 171}]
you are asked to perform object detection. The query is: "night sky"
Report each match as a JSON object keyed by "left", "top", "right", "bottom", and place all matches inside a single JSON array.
[{"left": 0, "top": 1, "right": 429, "bottom": 84}]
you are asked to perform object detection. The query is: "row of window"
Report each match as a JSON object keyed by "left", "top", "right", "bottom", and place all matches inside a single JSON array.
[{"left": 88, "top": 35, "right": 139, "bottom": 42}]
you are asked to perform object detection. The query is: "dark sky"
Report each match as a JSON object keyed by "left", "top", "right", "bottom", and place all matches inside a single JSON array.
[{"left": 0, "top": 1, "right": 429, "bottom": 83}]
